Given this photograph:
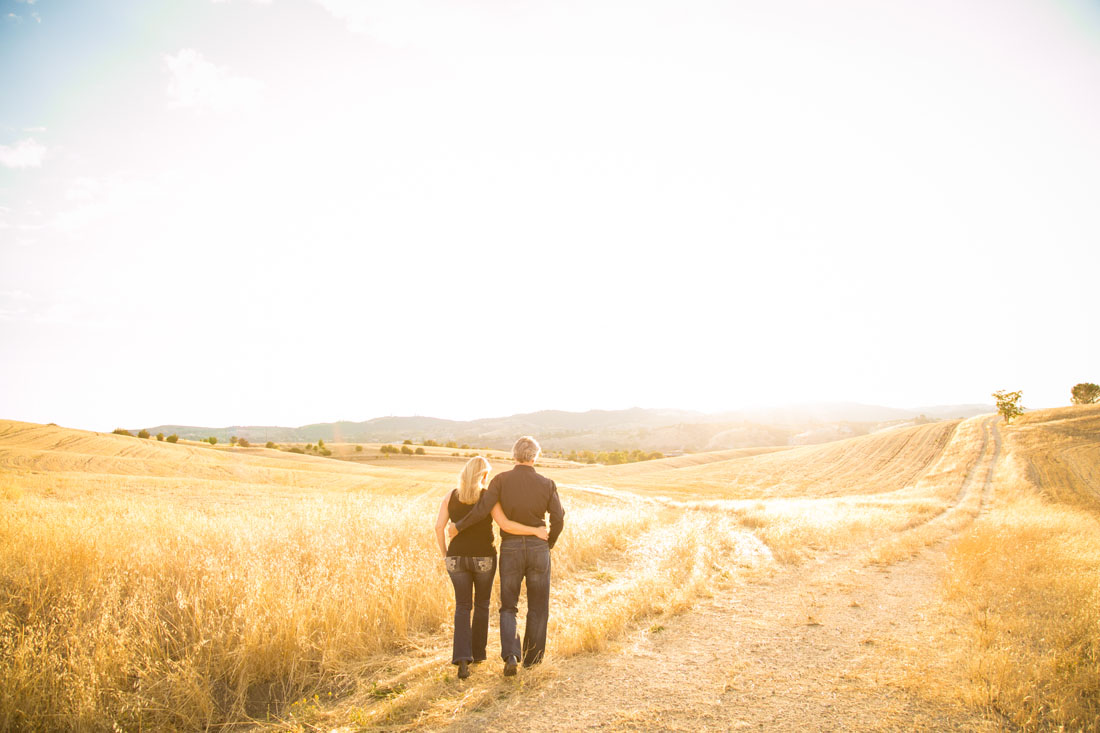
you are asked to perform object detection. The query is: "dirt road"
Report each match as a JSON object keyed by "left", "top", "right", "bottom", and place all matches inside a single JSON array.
[{"left": 438, "top": 419, "right": 1005, "bottom": 732}]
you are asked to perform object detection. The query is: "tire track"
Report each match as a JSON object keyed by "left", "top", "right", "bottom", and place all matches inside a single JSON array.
[
  {"left": 861, "top": 416, "right": 1000, "bottom": 566},
  {"left": 440, "top": 420, "right": 1007, "bottom": 732},
  {"left": 978, "top": 418, "right": 1001, "bottom": 512},
  {"left": 935, "top": 415, "right": 999, "bottom": 528},
  {"left": 562, "top": 416, "right": 1002, "bottom": 567}
]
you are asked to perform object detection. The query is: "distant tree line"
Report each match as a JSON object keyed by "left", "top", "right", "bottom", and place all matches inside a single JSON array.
[
  {"left": 381, "top": 444, "right": 428, "bottom": 455},
  {"left": 405, "top": 439, "right": 466, "bottom": 449},
  {"left": 106, "top": 428, "right": 663, "bottom": 466},
  {"left": 302, "top": 439, "right": 331, "bottom": 456},
  {"left": 113, "top": 428, "right": 177, "bottom": 443},
  {"left": 555, "top": 448, "right": 664, "bottom": 465}
]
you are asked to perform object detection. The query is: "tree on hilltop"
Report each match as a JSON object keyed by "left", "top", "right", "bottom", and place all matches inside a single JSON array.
[
  {"left": 138, "top": 429, "right": 150, "bottom": 439},
  {"left": 113, "top": 428, "right": 132, "bottom": 436},
  {"left": 156, "top": 432, "right": 164, "bottom": 441},
  {"left": 207, "top": 437, "right": 218, "bottom": 445},
  {"left": 1071, "top": 383, "right": 1100, "bottom": 405},
  {"left": 992, "top": 390, "right": 1024, "bottom": 424},
  {"left": 166, "top": 434, "right": 179, "bottom": 443}
]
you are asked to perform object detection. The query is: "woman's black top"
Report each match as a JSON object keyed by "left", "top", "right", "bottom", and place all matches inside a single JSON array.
[{"left": 447, "top": 489, "right": 495, "bottom": 557}]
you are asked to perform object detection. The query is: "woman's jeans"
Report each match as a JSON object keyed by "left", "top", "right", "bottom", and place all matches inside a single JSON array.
[
  {"left": 445, "top": 555, "right": 497, "bottom": 664},
  {"left": 498, "top": 536, "right": 551, "bottom": 667}
]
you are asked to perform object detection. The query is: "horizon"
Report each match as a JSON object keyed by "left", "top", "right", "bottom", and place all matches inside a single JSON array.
[
  {"left": 52, "top": 397, "right": 1005, "bottom": 433},
  {"left": 3, "top": 0, "right": 1098, "bottom": 431}
]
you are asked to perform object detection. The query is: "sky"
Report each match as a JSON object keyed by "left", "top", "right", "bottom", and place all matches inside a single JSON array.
[{"left": 2, "top": 0, "right": 1099, "bottom": 431}]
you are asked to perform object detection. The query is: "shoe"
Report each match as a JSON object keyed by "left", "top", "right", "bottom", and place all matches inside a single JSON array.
[
  {"left": 503, "top": 656, "right": 518, "bottom": 677},
  {"left": 457, "top": 660, "right": 470, "bottom": 679}
]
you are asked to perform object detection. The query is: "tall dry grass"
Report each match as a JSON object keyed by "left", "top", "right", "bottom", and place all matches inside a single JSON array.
[
  {"left": 942, "top": 417, "right": 1100, "bottom": 731},
  {"left": 0, "top": 491, "right": 452, "bottom": 730},
  {"left": 0, "top": 470, "right": 755, "bottom": 730}
]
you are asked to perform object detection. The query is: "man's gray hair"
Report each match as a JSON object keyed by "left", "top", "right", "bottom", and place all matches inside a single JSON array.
[{"left": 512, "top": 435, "right": 541, "bottom": 463}]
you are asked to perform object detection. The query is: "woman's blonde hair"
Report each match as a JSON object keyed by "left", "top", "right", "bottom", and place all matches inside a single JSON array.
[{"left": 456, "top": 455, "right": 491, "bottom": 504}]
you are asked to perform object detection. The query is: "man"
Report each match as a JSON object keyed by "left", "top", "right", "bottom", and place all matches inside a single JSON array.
[{"left": 449, "top": 435, "right": 565, "bottom": 675}]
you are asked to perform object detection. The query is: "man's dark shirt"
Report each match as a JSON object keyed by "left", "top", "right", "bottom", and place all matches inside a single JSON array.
[{"left": 454, "top": 464, "right": 565, "bottom": 549}]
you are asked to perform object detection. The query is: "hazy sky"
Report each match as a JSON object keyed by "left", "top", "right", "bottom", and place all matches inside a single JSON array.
[{"left": 2, "top": 0, "right": 1099, "bottom": 430}]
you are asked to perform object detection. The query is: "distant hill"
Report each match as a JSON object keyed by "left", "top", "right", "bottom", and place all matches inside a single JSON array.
[{"left": 143, "top": 403, "right": 993, "bottom": 453}]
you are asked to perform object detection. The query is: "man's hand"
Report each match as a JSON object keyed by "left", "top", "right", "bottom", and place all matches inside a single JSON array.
[
  {"left": 447, "top": 521, "right": 459, "bottom": 539},
  {"left": 533, "top": 526, "right": 549, "bottom": 541}
]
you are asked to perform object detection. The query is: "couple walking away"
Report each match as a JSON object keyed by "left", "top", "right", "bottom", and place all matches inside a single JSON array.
[{"left": 434, "top": 436, "right": 565, "bottom": 679}]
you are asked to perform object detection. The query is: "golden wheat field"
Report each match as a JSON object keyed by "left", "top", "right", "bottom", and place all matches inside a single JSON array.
[{"left": 1, "top": 407, "right": 1098, "bottom": 731}]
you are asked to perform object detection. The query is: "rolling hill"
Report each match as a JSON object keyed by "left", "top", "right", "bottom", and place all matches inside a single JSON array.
[
  {"left": 548, "top": 417, "right": 965, "bottom": 499},
  {"left": 142, "top": 402, "right": 992, "bottom": 453}
]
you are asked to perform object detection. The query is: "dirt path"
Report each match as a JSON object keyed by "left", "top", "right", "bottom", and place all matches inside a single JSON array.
[{"left": 436, "top": 420, "right": 1005, "bottom": 732}]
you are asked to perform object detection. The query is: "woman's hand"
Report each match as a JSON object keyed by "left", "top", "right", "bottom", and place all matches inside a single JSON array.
[{"left": 491, "top": 501, "right": 549, "bottom": 540}]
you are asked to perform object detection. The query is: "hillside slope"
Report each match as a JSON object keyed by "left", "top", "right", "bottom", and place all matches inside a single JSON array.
[
  {"left": 0, "top": 420, "right": 454, "bottom": 501},
  {"left": 552, "top": 418, "right": 964, "bottom": 499},
  {"left": 1002, "top": 403, "right": 1100, "bottom": 510}
]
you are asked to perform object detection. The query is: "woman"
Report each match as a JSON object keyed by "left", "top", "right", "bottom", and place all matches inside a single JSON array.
[{"left": 434, "top": 455, "right": 548, "bottom": 679}]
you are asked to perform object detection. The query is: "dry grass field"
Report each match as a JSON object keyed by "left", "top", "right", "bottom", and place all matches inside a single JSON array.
[
  {"left": 1, "top": 407, "right": 1097, "bottom": 731},
  {"left": 940, "top": 404, "right": 1100, "bottom": 730}
]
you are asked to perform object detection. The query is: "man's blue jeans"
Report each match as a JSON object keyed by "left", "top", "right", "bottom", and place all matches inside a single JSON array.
[
  {"left": 498, "top": 536, "right": 551, "bottom": 667},
  {"left": 445, "top": 555, "right": 496, "bottom": 664}
]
